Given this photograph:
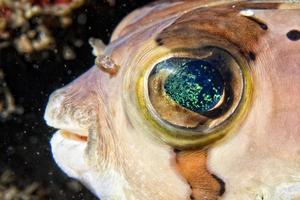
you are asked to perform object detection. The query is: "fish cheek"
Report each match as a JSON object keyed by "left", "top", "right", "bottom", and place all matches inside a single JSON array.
[{"left": 153, "top": 4, "right": 271, "bottom": 200}]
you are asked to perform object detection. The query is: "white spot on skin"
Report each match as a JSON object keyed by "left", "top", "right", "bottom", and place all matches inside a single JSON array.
[{"left": 240, "top": 9, "right": 255, "bottom": 17}]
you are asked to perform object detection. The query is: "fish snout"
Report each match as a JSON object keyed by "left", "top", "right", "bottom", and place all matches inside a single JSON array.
[
  {"left": 46, "top": 87, "right": 102, "bottom": 194},
  {"left": 44, "top": 68, "right": 103, "bottom": 139}
]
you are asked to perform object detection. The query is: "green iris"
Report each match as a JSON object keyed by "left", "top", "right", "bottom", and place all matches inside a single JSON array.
[{"left": 164, "top": 60, "right": 224, "bottom": 113}]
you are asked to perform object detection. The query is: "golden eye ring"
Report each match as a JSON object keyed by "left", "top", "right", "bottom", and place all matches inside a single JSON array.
[{"left": 129, "top": 42, "right": 253, "bottom": 150}]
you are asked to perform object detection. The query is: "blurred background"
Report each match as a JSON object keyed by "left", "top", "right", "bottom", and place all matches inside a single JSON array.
[{"left": 0, "top": 0, "right": 151, "bottom": 199}]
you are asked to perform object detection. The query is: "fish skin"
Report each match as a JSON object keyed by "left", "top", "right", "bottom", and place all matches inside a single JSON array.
[{"left": 44, "top": 1, "right": 300, "bottom": 199}]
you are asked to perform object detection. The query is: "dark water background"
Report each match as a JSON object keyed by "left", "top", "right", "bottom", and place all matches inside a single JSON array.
[{"left": 0, "top": 0, "right": 151, "bottom": 199}]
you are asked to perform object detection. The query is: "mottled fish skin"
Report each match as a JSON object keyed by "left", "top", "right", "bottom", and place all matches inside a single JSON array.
[{"left": 44, "top": 1, "right": 300, "bottom": 200}]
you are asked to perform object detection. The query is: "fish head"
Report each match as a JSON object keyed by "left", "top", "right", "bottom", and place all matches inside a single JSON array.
[{"left": 44, "top": 1, "right": 300, "bottom": 200}]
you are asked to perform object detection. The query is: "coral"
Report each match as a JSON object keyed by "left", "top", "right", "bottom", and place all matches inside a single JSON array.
[{"left": 0, "top": 0, "right": 84, "bottom": 53}]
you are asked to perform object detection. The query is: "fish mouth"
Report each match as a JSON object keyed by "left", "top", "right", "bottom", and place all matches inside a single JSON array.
[
  {"left": 44, "top": 100, "right": 89, "bottom": 142},
  {"left": 59, "top": 129, "right": 88, "bottom": 142},
  {"left": 50, "top": 129, "right": 90, "bottom": 181},
  {"left": 44, "top": 114, "right": 89, "bottom": 142}
]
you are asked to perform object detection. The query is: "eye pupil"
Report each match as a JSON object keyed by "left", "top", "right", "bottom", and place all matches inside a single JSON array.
[{"left": 164, "top": 60, "right": 224, "bottom": 114}]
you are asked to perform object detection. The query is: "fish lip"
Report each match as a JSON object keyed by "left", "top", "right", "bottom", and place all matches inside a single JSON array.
[
  {"left": 44, "top": 115, "right": 89, "bottom": 142},
  {"left": 60, "top": 129, "right": 88, "bottom": 142},
  {"left": 50, "top": 130, "right": 89, "bottom": 180},
  {"left": 44, "top": 101, "right": 89, "bottom": 142}
]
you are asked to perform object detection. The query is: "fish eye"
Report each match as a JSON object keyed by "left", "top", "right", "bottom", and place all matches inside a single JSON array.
[
  {"left": 134, "top": 46, "right": 252, "bottom": 149},
  {"left": 152, "top": 58, "right": 225, "bottom": 117}
]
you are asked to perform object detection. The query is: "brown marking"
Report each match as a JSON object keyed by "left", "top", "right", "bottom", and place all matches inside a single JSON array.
[
  {"left": 115, "top": 1, "right": 279, "bottom": 40},
  {"left": 175, "top": 150, "right": 225, "bottom": 200},
  {"left": 155, "top": 2, "right": 278, "bottom": 58},
  {"left": 242, "top": 15, "right": 268, "bottom": 30},
  {"left": 232, "top": 2, "right": 279, "bottom": 10}
]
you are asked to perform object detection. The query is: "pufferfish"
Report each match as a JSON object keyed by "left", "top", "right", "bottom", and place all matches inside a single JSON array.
[{"left": 44, "top": 0, "right": 300, "bottom": 199}]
